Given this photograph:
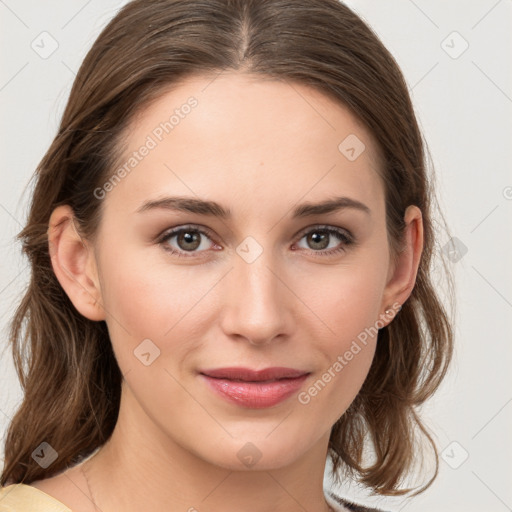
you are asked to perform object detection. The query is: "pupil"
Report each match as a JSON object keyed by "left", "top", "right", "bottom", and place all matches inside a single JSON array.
[
  {"left": 309, "top": 231, "right": 328, "bottom": 250},
  {"left": 179, "top": 231, "right": 200, "bottom": 250}
]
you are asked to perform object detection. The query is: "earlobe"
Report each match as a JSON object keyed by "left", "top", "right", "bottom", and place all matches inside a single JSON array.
[
  {"left": 380, "top": 205, "right": 424, "bottom": 324},
  {"left": 47, "top": 205, "right": 105, "bottom": 321}
]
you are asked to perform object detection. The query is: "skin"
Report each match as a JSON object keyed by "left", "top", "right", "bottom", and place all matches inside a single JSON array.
[{"left": 35, "top": 72, "right": 423, "bottom": 512}]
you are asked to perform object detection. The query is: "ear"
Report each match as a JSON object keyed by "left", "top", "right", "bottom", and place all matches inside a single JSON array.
[
  {"left": 380, "top": 205, "right": 424, "bottom": 323},
  {"left": 47, "top": 205, "right": 105, "bottom": 321}
]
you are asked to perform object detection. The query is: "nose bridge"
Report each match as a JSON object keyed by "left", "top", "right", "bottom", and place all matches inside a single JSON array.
[{"left": 220, "top": 239, "right": 291, "bottom": 345}]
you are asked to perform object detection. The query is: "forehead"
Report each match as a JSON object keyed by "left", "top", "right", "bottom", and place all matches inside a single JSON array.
[{"left": 103, "top": 72, "right": 385, "bottom": 221}]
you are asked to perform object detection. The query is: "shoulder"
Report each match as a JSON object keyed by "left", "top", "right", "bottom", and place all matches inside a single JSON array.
[
  {"left": 0, "top": 483, "right": 72, "bottom": 511},
  {"left": 326, "top": 490, "right": 391, "bottom": 512}
]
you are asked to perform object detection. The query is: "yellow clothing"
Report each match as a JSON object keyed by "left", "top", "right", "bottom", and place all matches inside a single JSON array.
[
  {"left": 0, "top": 484, "right": 71, "bottom": 512},
  {"left": 0, "top": 483, "right": 386, "bottom": 511}
]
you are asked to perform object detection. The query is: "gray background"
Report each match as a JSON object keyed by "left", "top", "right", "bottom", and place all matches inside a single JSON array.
[{"left": 1, "top": 1, "right": 511, "bottom": 510}]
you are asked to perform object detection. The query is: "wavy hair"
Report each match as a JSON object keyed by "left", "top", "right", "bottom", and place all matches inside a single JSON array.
[{"left": 1, "top": 0, "right": 453, "bottom": 496}]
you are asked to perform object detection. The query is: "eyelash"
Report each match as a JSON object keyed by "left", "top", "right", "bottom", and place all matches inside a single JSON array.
[{"left": 156, "top": 224, "right": 354, "bottom": 259}]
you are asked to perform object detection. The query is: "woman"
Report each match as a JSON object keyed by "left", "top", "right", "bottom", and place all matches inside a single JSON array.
[{"left": 0, "top": 1, "right": 453, "bottom": 511}]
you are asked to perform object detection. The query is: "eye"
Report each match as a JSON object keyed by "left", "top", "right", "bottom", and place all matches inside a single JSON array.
[
  {"left": 157, "top": 225, "right": 219, "bottom": 258},
  {"left": 157, "top": 224, "right": 354, "bottom": 259},
  {"left": 294, "top": 225, "right": 354, "bottom": 257}
]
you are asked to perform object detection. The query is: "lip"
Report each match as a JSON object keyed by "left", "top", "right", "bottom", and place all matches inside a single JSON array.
[
  {"left": 199, "top": 367, "right": 310, "bottom": 409},
  {"left": 200, "top": 366, "right": 309, "bottom": 381}
]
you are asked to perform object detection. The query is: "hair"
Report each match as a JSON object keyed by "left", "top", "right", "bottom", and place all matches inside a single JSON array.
[{"left": 1, "top": 0, "right": 453, "bottom": 497}]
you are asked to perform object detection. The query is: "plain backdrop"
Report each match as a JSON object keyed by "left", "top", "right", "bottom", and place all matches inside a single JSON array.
[{"left": 0, "top": 1, "right": 511, "bottom": 511}]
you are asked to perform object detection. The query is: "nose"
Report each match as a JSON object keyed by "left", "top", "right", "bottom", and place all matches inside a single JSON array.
[{"left": 219, "top": 247, "right": 294, "bottom": 346}]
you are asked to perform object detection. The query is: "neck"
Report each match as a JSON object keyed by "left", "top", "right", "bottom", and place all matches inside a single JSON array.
[{"left": 80, "top": 382, "right": 334, "bottom": 512}]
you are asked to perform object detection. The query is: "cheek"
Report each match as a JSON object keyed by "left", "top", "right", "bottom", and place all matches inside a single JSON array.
[
  {"left": 297, "top": 286, "right": 380, "bottom": 424},
  {"left": 296, "top": 257, "right": 386, "bottom": 340},
  {"left": 98, "top": 248, "right": 204, "bottom": 332},
  {"left": 96, "top": 249, "right": 221, "bottom": 374},
  {"left": 93, "top": 252, "right": 227, "bottom": 448},
  {"left": 321, "top": 294, "right": 379, "bottom": 409},
  {"left": 293, "top": 259, "right": 385, "bottom": 412}
]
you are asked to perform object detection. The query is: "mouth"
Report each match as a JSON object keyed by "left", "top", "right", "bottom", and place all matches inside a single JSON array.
[
  {"left": 198, "top": 367, "right": 311, "bottom": 408},
  {"left": 199, "top": 366, "right": 309, "bottom": 382}
]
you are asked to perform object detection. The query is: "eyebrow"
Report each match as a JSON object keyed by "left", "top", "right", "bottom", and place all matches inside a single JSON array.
[{"left": 136, "top": 195, "right": 371, "bottom": 218}]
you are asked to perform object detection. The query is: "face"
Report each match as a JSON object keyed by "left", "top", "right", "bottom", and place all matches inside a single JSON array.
[{"left": 62, "top": 72, "right": 402, "bottom": 471}]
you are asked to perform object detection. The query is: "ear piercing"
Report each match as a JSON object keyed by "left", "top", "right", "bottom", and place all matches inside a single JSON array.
[
  {"left": 384, "top": 303, "right": 401, "bottom": 317},
  {"left": 384, "top": 304, "right": 402, "bottom": 315}
]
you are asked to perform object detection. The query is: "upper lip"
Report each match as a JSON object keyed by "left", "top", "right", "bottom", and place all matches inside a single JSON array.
[{"left": 200, "top": 367, "right": 309, "bottom": 382}]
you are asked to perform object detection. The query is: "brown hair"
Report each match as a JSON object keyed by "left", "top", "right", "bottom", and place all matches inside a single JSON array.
[{"left": 1, "top": 0, "right": 453, "bottom": 496}]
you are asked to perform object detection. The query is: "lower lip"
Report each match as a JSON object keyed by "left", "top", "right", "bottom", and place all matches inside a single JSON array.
[{"left": 200, "top": 374, "right": 309, "bottom": 408}]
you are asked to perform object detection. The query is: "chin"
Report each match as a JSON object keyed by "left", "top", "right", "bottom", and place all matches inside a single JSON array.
[{"left": 194, "top": 431, "right": 314, "bottom": 472}]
